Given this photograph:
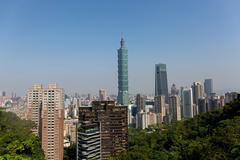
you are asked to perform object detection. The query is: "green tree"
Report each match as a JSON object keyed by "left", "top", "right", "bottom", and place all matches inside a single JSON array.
[{"left": 0, "top": 111, "right": 44, "bottom": 160}]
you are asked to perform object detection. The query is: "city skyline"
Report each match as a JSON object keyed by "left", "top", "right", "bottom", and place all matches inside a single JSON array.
[{"left": 1, "top": 1, "right": 240, "bottom": 96}]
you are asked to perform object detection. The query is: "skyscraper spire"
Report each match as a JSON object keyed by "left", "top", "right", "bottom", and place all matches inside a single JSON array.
[{"left": 120, "top": 37, "right": 125, "bottom": 48}]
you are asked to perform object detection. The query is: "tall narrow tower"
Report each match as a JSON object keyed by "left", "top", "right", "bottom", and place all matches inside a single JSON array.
[
  {"left": 117, "top": 37, "right": 129, "bottom": 106},
  {"left": 41, "top": 84, "right": 64, "bottom": 160},
  {"left": 155, "top": 63, "right": 169, "bottom": 103}
]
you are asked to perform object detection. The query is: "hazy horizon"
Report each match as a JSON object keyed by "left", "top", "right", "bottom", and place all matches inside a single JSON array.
[{"left": 1, "top": 0, "right": 240, "bottom": 96}]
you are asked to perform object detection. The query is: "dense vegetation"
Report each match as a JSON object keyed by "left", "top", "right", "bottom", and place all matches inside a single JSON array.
[
  {"left": 0, "top": 110, "right": 44, "bottom": 160},
  {"left": 64, "top": 144, "right": 77, "bottom": 160},
  {"left": 111, "top": 100, "right": 240, "bottom": 160}
]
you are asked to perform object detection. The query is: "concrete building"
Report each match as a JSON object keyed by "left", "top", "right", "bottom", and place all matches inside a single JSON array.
[
  {"left": 41, "top": 84, "right": 64, "bottom": 160},
  {"left": 99, "top": 89, "right": 107, "bottom": 101},
  {"left": 136, "top": 110, "right": 147, "bottom": 129},
  {"left": 135, "top": 94, "right": 146, "bottom": 111},
  {"left": 136, "top": 111, "right": 157, "bottom": 129},
  {"left": 155, "top": 63, "right": 169, "bottom": 103},
  {"left": 182, "top": 88, "right": 194, "bottom": 119},
  {"left": 77, "top": 101, "right": 128, "bottom": 160},
  {"left": 170, "top": 84, "right": 179, "bottom": 95},
  {"left": 198, "top": 97, "right": 207, "bottom": 114},
  {"left": 147, "top": 112, "right": 157, "bottom": 126},
  {"left": 27, "top": 84, "right": 43, "bottom": 136},
  {"left": 154, "top": 95, "right": 166, "bottom": 123},
  {"left": 225, "top": 92, "right": 239, "bottom": 104},
  {"left": 64, "top": 119, "right": 78, "bottom": 145},
  {"left": 191, "top": 81, "right": 204, "bottom": 105},
  {"left": 207, "top": 94, "right": 221, "bottom": 112},
  {"left": 169, "top": 95, "right": 181, "bottom": 122},
  {"left": 77, "top": 121, "right": 101, "bottom": 160},
  {"left": 27, "top": 84, "right": 64, "bottom": 160}
]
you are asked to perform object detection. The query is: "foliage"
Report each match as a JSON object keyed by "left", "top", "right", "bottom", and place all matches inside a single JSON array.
[
  {"left": 64, "top": 144, "right": 77, "bottom": 160},
  {"left": 112, "top": 100, "right": 240, "bottom": 160},
  {"left": 0, "top": 110, "right": 44, "bottom": 160}
]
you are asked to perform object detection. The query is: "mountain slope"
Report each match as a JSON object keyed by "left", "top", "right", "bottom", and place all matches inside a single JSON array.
[
  {"left": 0, "top": 110, "right": 44, "bottom": 160},
  {"left": 111, "top": 100, "right": 240, "bottom": 160}
]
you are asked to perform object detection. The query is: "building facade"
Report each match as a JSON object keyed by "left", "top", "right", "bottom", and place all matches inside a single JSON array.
[
  {"left": 117, "top": 38, "right": 129, "bottom": 106},
  {"left": 77, "top": 101, "right": 128, "bottom": 160},
  {"left": 154, "top": 95, "right": 166, "bottom": 123},
  {"left": 155, "top": 63, "right": 169, "bottom": 103},
  {"left": 191, "top": 81, "right": 204, "bottom": 105},
  {"left": 27, "top": 84, "right": 64, "bottom": 160},
  {"left": 41, "top": 84, "right": 64, "bottom": 160},
  {"left": 136, "top": 94, "right": 146, "bottom": 112},
  {"left": 204, "top": 79, "right": 213, "bottom": 97},
  {"left": 182, "top": 88, "right": 194, "bottom": 119},
  {"left": 169, "top": 95, "right": 181, "bottom": 122},
  {"left": 99, "top": 89, "right": 107, "bottom": 101},
  {"left": 27, "top": 84, "right": 43, "bottom": 136}
]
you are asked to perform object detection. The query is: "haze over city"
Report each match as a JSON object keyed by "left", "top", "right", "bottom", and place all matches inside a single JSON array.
[{"left": 1, "top": 0, "right": 240, "bottom": 96}]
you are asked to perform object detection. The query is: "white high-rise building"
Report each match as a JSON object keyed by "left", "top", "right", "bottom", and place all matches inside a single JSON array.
[
  {"left": 99, "top": 89, "right": 107, "bottom": 101},
  {"left": 182, "top": 88, "right": 194, "bottom": 119}
]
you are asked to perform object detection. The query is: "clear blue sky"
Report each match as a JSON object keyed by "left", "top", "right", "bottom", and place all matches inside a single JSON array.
[{"left": 0, "top": 0, "right": 240, "bottom": 96}]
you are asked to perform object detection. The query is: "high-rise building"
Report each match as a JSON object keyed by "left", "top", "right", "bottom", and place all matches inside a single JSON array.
[
  {"left": 169, "top": 95, "right": 181, "bottom": 122},
  {"left": 77, "top": 115, "right": 101, "bottom": 160},
  {"left": 225, "top": 92, "right": 239, "bottom": 104},
  {"left": 117, "top": 37, "right": 129, "bottom": 106},
  {"left": 198, "top": 97, "right": 207, "bottom": 114},
  {"left": 207, "top": 94, "right": 220, "bottom": 112},
  {"left": 41, "top": 84, "right": 64, "bottom": 160},
  {"left": 27, "top": 84, "right": 43, "bottom": 136},
  {"left": 170, "top": 84, "right": 179, "bottom": 95},
  {"left": 135, "top": 94, "right": 146, "bottom": 111},
  {"left": 2, "top": 91, "right": 6, "bottom": 97},
  {"left": 155, "top": 63, "right": 169, "bottom": 103},
  {"left": 154, "top": 95, "right": 166, "bottom": 123},
  {"left": 77, "top": 101, "right": 128, "bottom": 160},
  {"left": 99, "top": 89, "right": 107, "bottom": 101},
  {"left": 136, "top": 110, "right": 147, "bottom": 129},
  {"left": 191, "top": 82, "right": 204, "bottom": 105},
  {"left": 204, "top": 79, "right": 213, "bottom": 97},
  {"left": 182, "top": 88, "right": 194, "bottom": 119},
  {"left": 27, "top": 84, "right": 64, "bottom": 160}
]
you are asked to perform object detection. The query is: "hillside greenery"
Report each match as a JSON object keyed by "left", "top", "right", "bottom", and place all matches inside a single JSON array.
[
  {"left": 0, "top": 110, "right": 45, "bottom": 160},
  {"left": 111, "top": 100, "right": 240, "bottom": 160}
]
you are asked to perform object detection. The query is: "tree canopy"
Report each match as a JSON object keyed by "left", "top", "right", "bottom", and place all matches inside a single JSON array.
[
  {"left": 111, "top": 100, "right": 240, "bottom": 160},
  {"left": 0, "top": 110, "right": 45, "bottom": 160}
]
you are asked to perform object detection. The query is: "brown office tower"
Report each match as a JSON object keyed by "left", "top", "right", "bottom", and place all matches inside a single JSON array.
[
  {"left": 27, "top": 84, "right": 43, "bottom": 136},
  {"left": 77, "top": 101, "right": 128, "bottom": 160},
  {"left": 41, "top": 84, "right": 64, "bottom": 160}
]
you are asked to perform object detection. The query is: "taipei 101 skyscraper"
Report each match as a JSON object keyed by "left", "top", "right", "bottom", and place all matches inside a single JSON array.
[{"left": 117, "top": 37, "right": 129, "bottom": 106}]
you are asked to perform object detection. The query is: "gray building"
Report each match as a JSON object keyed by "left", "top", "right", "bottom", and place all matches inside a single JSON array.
[
  {"left": 135, "top": 94, "right": 146, "bottom": 112},
  {"left": 77, "top": 122, "right": 101, "bottom": 160},
  {"left": 169, "top": 95, "right": 181, "bottom": 122},
  {"left": 155, "top": 63, "right": 169, "bottom": 103},
  {"left": 204, "top": 79, "right": 213, "bottom": 97},
  {"left": 191, "top": 81, "right": 204, "bottom": 105},
  {"left": 198, "top": 97, "right": 207, "bottom": 114},
  {"left": 117, "top": 38, "right": 129, "bottom": 106}
]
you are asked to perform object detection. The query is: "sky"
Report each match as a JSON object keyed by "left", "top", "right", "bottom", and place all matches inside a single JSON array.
[{"left": 0, "top": 0, "right": 240, "bottom": 96}]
